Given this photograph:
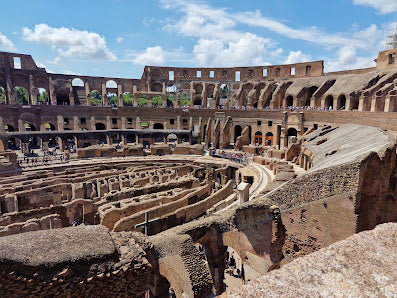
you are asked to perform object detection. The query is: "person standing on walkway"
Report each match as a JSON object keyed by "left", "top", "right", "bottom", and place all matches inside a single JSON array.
[{"left": 241, "top": 264, "right": 245, "bottom": 284}]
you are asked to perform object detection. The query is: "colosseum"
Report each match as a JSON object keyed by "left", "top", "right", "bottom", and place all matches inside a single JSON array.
[{"left": 0, "top": 49, "right": 396, "bottom": 297}]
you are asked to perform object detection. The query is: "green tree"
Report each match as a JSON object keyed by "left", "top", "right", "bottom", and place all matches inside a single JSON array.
[
  {"left": 138, "top": 94, "right": 148, "bottom": 106},
  {"left": 123, "top": 93, "right": 133, "bottom": 106},
  {"left": 152, "top": 96, "right": 162, "bottom": 107},
  {"left": 108, "top": 94, "right": 118, "bottom": 106},
  {"left": 37, "top": 90, "right": 49, "bottom": 104},
  {"left": 168, "top": 94, "right": 176, "bottom": 101},
  {"left": 220, "top": 85, "right": 228, "bottom": 99},
  {"left": 14, "top": 87, "right": 29, "bottom": 105},
  {"left": 0, "top": 87, "right": 5, "bottom": 104},
  {"left": 181, "top": 94, "right": 190, "bottom": 106},
  {"left": 90, "top": 90, "right": 102, "bottom": 106}
]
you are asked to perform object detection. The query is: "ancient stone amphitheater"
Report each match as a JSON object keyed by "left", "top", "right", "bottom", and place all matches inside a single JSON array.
[{"left": 0, "top": 49, "right": 396, "bottom": 297}]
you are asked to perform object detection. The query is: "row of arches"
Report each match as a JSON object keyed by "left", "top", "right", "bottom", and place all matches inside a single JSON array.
[{"left": 285, "top": 93, "right": 349, "bottom": 110}]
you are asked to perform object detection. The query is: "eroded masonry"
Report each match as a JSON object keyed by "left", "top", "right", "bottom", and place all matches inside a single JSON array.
[{"left": 0, "top": 49, "right": 396, "bottom": 297}]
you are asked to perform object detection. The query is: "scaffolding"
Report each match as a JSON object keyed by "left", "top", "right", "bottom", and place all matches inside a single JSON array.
[{"left": 386, "top": 21, "right": 397, "bottom": 50}]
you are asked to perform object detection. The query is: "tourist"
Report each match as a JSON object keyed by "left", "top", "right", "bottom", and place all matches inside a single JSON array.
[
  {"left": 229, "top": 254, "right": 236, "bottom": 276},
  {"left": 168, "top": 286, "right": 176, "bottom": 298},
  {"left": 241, "top": 264, "right": 245, "bottom": 284}
]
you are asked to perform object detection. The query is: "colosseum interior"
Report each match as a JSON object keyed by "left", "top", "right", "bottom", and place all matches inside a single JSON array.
[{"left": 0, "top": 49, "right": 396, "bottom": 297}]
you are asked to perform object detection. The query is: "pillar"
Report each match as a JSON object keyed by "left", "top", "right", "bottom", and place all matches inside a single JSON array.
[
  {"left": 68, "top": 83, "right": 75, "bottom": 106},
  {"left": 49, "top": 77, "right": 56, "bottom": 105},
  {"left": 102, "top": 83, "right": 108, "bottom": 106},
  {"left": 29, "top": 74, "right": 35, "bottom": 105},
  {"left": 177, "top": 116, "right": 181, "bottom": 130},
  {"left": 57, "top": 115, "right": 64, "bottom": 131},
  {"left": 118, "top": 84, "right": 124, "bottom": 107},
  {"left": 106, "top": 116, "right": 112, "bottom": 130},
  {"left": 73, "top": 116, "right": 80, "bottom": 131},
  {"left": 85, "top": 82, "right": 91, "bottom": 106},
  {"left": 90, "top": 117, "right": 96, "bottom": 130}
]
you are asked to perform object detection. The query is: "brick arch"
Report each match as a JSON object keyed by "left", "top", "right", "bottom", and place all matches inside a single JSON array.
[
  {"left": 151, "top": 82, "right": 162, "bottom": 92},
  {"left": 12, "top": 73, "right": 29, "bottom": 90}
]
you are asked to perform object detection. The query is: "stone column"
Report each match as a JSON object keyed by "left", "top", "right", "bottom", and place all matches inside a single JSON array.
[
  {"left": 121, "top": 117, "right": 127, "bottom": 129},
  {"left": 136, "top": 117, "right": 141, "bottom": 129},
  {"left": 29, "top": 74, "right": 35, "bottom": 105},
  {"left": 177, "top": 116, "right": 181, "bottom": 130},
  {"left": 68, "top": 83, "right": 75, "bottom": 106},
  {"left": 18, "top": 119, "right": 25, "bottom": 132},
  {"left": 49, "top": 77, "right": 56, "bottom": 105},
  {"left": 73, "top": 116, "right": 80, "bottom": 131},
  {"left": 57, "top": 115, "right": 64, "bottom": 131},
  {"left": 90, "top": 117, "right": 96, "bottom": 130},
  {"left": 85, "top": 82, "right": 91, "bottom": 106},
  {"left": 118, "top": 84, "right": 124, "bottom": 107},
  {"left": 106, "top": 116, "right": 112, "bottom": 130},
  {"left": 102, "top": 83, "right": 108, "bottom": 106}
]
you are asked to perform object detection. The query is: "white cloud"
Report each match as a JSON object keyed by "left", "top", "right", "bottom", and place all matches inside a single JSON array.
[
  {"left": 0, "top": 32, "right": 16, "bottom": 51},
  {"left": 194, "top": 33, "right": 270, "bottom": 67},
  {"left": 132, "top": 46, "right": 165, "bottom": 65},
  {"left": 235, "top": 10, "right": 382, "bottom": 50},
  {"left": 162, "top": 0, "right": 274, "bottom": 66},
  {"left": 283, "top": 51, "right": 312, "bottom": 64},
  {"left": 116, "top": 37, "right": 124, "bottom": 43},
  {"left": 325, "top": 46, "right": 376, "bottom": 72},
  {"left": 270, "top": 48, "right": 284, "bottom": 57},
  {"left": 353, "top": 0, "right": 397, "bottom": 14},
  {"left": 22, "top": 24, "right": 116, "bottom": 61},
  {"left": 48, "top": 56, "right": 62, "bottom": 65}
]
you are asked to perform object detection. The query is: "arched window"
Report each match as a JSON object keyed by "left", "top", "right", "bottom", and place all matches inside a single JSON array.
[
  {"left": 95, "top": 123, "right": 106, "bottom": 130},
  {"left": 72, "top": 78, "right": 84, "bottom": 87},
  {"left": 105, "top": 80, "right": 117, "bottom": 88},
  {"left": 325, "top": 95, "right": 334, "bottom": 110},
  {"left": 14, "top": 86, "right": 29, "bottom": 105}
]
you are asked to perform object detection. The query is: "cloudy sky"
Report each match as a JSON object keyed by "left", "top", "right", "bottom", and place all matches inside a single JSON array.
[{"left": 0, "top": 0, "right": 396, "bottom": 78}]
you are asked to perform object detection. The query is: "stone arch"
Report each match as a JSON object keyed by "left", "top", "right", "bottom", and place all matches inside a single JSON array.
[
  {"left": 265, "top": 132, "right": 273, "bottom": 146},
  {"left": 4, "top": 124, "right": 14, "bottom": 132},
  {"left": 56, "top": 88, "right": 70, "bottom": 105},
  {"left": 325, "top": 95, "right": 334, "bottom": 109},
  {"left": 72, "top": 78, "right": 84, "bottom": 87},
  {"left": 95, "top": 123, "right": 106, "bottom": 130},
  {"left": 12, "top": 73, "right": 29, "bottom": 90},
  {"left": 167, "top": 133, "right": 178, "bottom": 142},
  {"left": 153, "top": 123, "right": 164, "bottom": 130},
  {"left": 304, "top": 86, "right": 318, "bottom": 106},
  {"left": 90, "top": 90, "right": 102, "bottom": 106},
  {"left": 105, "top": 80, "right": 117, "bottom": 89},
  {"left": 151, "top": 82, "right": 162, "bottom": 92},
  {"left": 207, "top": 84, "right": 215, "bottom": 98},
  {"left": 287, "top": 127, "right": 298, "bottom": 146},
  {"left": 37, "top": 87, "right": 49, "bottom": 105},
  {"left": 14, "top": 86, "right": 29, "bottom": 105},
  {"left": 43, "top": 122, "right": 56, "bottom": 131},
  {"left": 254, "top": 131, "right": 262, "bottom": 145},
  {"left": 286, "top": 95, "right": 293, "bottom": 107},
  {"left": 234, "top": 125, "right": 242, "bottom": 143},
  {"left": 337, "top": 94, "right": 346, "bottom": 110},
  {"left": 107, "top": 92, "right": 118, "bottom": 106}
]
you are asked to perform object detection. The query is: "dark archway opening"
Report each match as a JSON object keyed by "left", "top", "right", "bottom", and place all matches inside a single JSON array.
[
  {"left": 95, "top": 123, "right": 106, "bottom": 130},
  {"left": 254, "top": 131, "right": 262, "bottom": 145},
  {"left": 286, "top": 95, "right": 293, "bottom": 107},
  {"left": 234, "top": 125, "right": 242, "bottom": 143},
  {"left": 325, "top": 95, "right": 333, "bottom": 110},
  {"left": 337, "top": 95, "right": 346, "bottom": 110},
  {"left": 153, "top": 123, "right": 164, "bottom": 130}
]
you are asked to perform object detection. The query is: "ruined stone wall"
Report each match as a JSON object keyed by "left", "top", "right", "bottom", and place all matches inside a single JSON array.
[{"left": 0, "top": 226, "right": 151, "bottom": 298}]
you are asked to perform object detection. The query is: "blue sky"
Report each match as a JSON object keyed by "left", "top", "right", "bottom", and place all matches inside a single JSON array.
[{"left": 0, "top": 0, "right": 396, "bottom": 78}]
